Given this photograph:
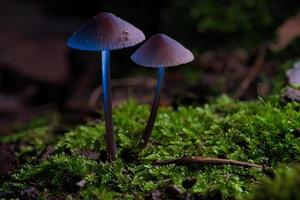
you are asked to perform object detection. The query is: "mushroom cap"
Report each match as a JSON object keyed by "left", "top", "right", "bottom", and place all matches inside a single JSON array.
[
  {"left": 131, "top": 34, "right": 194, "bottom": 67},
  {"left": 67, "top": 12, "right": 145, "bottom": 51}
]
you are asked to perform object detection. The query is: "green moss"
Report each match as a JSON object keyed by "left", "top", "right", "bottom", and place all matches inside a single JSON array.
[
  {"left": 0, "top": 114, "right": 60, "bottom": 162},
  {"left": 56, "top": 124, "right": 106, "bottom": 152},
  {"left": 252, "top": 165, "right": 300, "bottom": 200},
  {"left": 1, "top": 97, "right": 300, "bottom": 199},
  {"left": 14, "top": 155, "right": 97, "bottom": 190},
  {"left": 81, "top": 187, "right": 118, "bottom": 200}
]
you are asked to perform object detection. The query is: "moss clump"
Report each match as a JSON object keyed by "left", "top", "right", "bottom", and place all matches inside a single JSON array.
[
  {"left": 1, "top": 96, "right": 300, "bottom": 199},
  {"left": 14, "top": 155, "right": 97, "bottom": 192},
  {"left": 0, "top": 114, "right": 60, "bottom": 162},
  {"left": 252, "top": 165, "right": 300, "bottom": 200}
]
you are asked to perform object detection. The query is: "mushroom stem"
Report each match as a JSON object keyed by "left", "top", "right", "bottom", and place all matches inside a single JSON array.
[
  {"left": 101, "top": 50, "right": 117, "bottom": 161},
  {"left": 140, "top": 67, "right": 165, "bottom": 148}
]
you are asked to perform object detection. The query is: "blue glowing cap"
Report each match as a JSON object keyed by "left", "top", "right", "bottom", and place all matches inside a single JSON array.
[
  {"left": 67, "top": 12, "right": 145, "bottom": 51},
  {"left": 131, "top": 34, "right": 194, "bottom": 67}
]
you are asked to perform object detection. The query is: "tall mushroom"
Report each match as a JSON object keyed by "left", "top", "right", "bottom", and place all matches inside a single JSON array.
[
  {"left": 67, "top": 12, "right": 145, "bottom": 161},
  {"left": 131, "top": 34, "right": 194, "bottom": 148}
]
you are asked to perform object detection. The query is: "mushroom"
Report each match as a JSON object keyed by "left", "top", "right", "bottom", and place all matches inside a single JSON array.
[
  {"left": 67, "top": 12, "right": 145, "bottom": 161},
  {"left": 131, "top": 34, "right": 194, "bottom": 148}
]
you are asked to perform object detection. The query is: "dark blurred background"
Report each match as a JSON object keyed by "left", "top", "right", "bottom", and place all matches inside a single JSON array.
[{"left": 1, "top": 0, "right": 300, "bottom": 133}]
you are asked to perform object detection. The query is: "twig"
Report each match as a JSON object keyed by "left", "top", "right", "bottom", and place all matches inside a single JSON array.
[
  {"left": 234, "top": 45, "right": 268, "bottom": 99},
  {"left": 153, "top": 157, "right": 262, "bottom": 169}
]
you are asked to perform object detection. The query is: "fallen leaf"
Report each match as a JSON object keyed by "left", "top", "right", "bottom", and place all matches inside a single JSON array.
[
  {"left": 38, "top": 145, "right": 56, "bottom": 162},
  {"left": 76, "top": 179, "right": 87, "bottom": 188}
]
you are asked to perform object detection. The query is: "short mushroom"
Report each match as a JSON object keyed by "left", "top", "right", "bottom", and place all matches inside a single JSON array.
[
  {"left": 131, "top": 34, "right": 194, "bottom": 148},
  {"left": 67, "top": 12, "right": 145, "bottom": 161}
]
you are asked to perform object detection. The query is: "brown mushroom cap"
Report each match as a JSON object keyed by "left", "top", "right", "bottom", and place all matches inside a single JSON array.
[
  {"left": 131, "top": 34, "right": 194, "bottom": 67},
  {"left": 67, "top": 12, "right": 145, "bottom": 51}
]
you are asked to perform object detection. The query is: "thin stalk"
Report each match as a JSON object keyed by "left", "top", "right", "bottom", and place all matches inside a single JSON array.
[
  {"left": 101, "top": 50, "right": 117, "bottom": 161},
  {"left": 140, "top": 67, "right": 165, "bottom": 149}
]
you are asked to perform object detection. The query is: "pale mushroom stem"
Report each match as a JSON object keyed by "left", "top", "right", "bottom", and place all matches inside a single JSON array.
[
  {"left": 140, "top": 67, "right": 165, "bottom": 148},
  {"left": 101, "top": 50, "right": 117, "bottom": 161}
]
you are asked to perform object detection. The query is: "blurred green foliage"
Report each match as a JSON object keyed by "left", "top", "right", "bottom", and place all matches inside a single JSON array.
[
  {"left": 252, "top": 165, "right": 300, "bottom": 200},
  {"left": 161, "top": 0, "right": 299, "bottom": 49}
]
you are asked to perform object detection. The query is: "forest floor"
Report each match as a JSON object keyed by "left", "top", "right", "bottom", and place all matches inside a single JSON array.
[{"left": 0, "top": 96, "right": 300, "bottom": 199}]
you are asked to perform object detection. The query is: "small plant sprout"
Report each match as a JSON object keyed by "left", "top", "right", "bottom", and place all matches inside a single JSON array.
[
  {"left": 131, "top": 34, "right": 194, "bottom": 148},
  {"left": 67, "top": 12, "right": 145, "bottom": 161}
]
